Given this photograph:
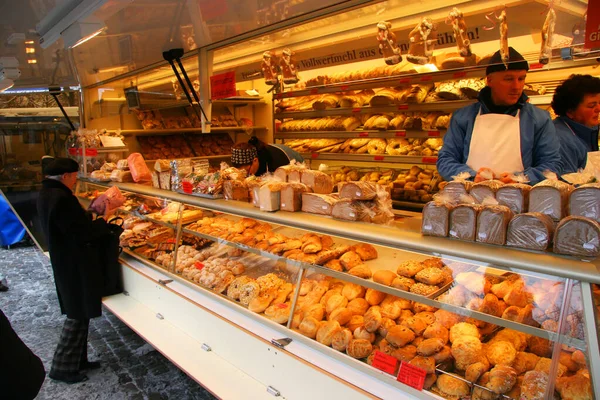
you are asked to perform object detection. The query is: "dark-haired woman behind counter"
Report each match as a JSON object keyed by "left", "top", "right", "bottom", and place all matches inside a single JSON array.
[
  {"left": 231, "top": 137, "right": 304, "bottom": 176},
  {"left": 551, "top": 74, "right": 600, "bottom": 174}
]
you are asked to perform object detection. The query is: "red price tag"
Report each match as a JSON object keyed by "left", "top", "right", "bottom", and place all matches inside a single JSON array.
[
  {"left": 276, "top": 303, "right": 288, "bottom": 309},
  {"left": 420, "top": 75, "right": 433, "bottom": 82},
  {"left": 395, "top": 131, "right": 406, "bottom": 137},
  {"left": 311, "top": 153, "right": 320, "bottom": 159},
  {"left": 352, "top": 108, "right": 361, "bottom": 113},
  {"left": 427, "top": 131, "right": 440, "bottom": 137},
  {"left": 85, "top": 148, "right": 98, "bottom": 157},
  {"left": 68, "top": 148, "right": 79, "bottom": 156},
  {"left": 359, "top": 132, "right": 369, "bottom": 137},
  {"left": 398, "top": 78, "right": 411, "bottom": 84},
  {"left": 275, "top": 93, "right": 283, "bottom": 100},
  {"left": 452, "top": 71, "right": 467, "bottom": 79},
  {"left": 397, "top": 104, "right": 409, "bottom": 110},
  {"left": 421, "top": 157, "right": 438, "bottom": 164},
  {"left": 166, "top": 238, "right": 176, "bottom": 244},
  {"left": 374, "top": 155, "right": 385, "bottom": 161},
  {"left": 340, "top": 85, "right": 349, "bottom": 91},
  {"left": 529, "top": 63, "right": 544, "bottom": 70},
  {"left": 397, "top": 361, "right": 427, "bottom": 390},
  {"left": 181, "top": 181, "right": 193, "bottom": 194},
  {"left": 210, "top": 71, "right": 236, "bottom": 100},
  {"left": 194, "top": 262, "right": 204, "bottom": 270},
  {"left": 310, "top": 88, "right": 319, "bottom": 95},
  {"left": 372, "top": 351, "right": 398, "bottom": 375}
]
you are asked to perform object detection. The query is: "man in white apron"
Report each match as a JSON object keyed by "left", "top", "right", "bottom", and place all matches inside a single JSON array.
[
  {"left": 551, "top": 74, "right": 600, "bottom": 174},
  {"left": 437, "top": 47, "right": 561, "bottom": 185}
]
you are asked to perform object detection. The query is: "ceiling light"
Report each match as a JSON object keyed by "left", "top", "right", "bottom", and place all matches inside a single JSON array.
[
  {"left": 28, "top": 59, "right": 38, "bottom": 64},
  {"left": 0, "top": 79, "right": 15, "bottom": 92},
  {"left": 25, "top": 40, "right": 35, "bottom": 44},
  {"left": 61, "top": 17, "right": 106, "bottom": 49},
  {"left": 25, "top": 47, "right": 36, "bottom": 54}
]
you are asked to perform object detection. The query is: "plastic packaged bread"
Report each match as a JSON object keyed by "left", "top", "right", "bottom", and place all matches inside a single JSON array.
[
  {"left": 224, "top": 180, "right": 249, "bottom": 201},
  {"left": 259, "top": 184, "right": 282, "bottom": 212},
  {"left": 339, "top": 181, "right": 378, "bottom": 200},
  {"left": 553, "top": 216, "right": 600, "bottom": 257},
  {"left": 301, "top": 170, "right": 334, "bottom": 194},
  {"left": 127, "top": 153, "right": 152, "bottom": 182},
  {"left": 529, "top": 179, "right": 572, "bottom": 221},
  {"left": 274, "top": 161, "right": 306, "bottom": 183},
  {"left": 476, "top": 205, "right": 514, "bottom": 245},
  {"left": 449, "top": 204, "right": 482, "bottom": 241},
  {"left": 506, "top": 212, "right": 555, "bottom": 251},
  {"left": 301, "top": 193, "right": 338, "bottom": 215},
  {"left": 332, "top": 199, "right": 373, "bottom": 222},
  {"left": 470, "top": 180, "right": 504, "bottom": 204},
  {"left": 280, "top": 182, "right": 310, "bottom": 212},
  {"left": 422, "top": 201, "right": 452, "bottom": 237},
  {"left": 497, "top": 183, "right": 531, "bottom": 214},
  {"left": 110, "top": 169, "right": 133, "bottom": 182},
  {"left": 569, "top": 183, "right": 600, "bottom": 222}
]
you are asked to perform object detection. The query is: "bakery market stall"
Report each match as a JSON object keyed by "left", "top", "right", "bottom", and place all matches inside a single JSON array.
[{"left": 61, "top": 0, "right": 600, "bottom": 398}]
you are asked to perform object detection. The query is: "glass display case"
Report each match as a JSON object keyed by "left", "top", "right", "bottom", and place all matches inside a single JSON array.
[{"left": 76, "top": 180, "right": 600, "bottom": 399}]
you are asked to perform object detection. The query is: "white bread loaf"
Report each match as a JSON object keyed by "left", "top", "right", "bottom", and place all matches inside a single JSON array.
[
  {"left": 301, "top": 193, "right": 338, "bottom": 215},
  {"left": 301, "top": 170, "right": 334, "bottom": 194},
  {"left": 280, "top": 182, "right": 310, "bottom": 212}
]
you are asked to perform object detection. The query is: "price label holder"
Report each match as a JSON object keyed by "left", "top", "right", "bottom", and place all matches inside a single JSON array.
[
  {"left": 340, "top": 85, "right": 349, "bottom": 91},
  {"left": 372, "top": 351, "right": 398, "bottom": 375},
  {"left": 359, "top": 132, "right": 369, "bottom": 137},
  {"left": 311, "top": 153, "right": 320, "bottom": 159},
  {"left": 427, "top": 131, "right": 440, "bottom": 137},
  {"left": 398, "top": 78, "right": 411, "bottom": 84},
  {"left": 310, "top": 88, "right": 319, "bottom": 95},
  {"left": 352, "top": 108, "right": 362, "bottom": 113},
  {"left": 374, "top": 155, "right": 385, "bottom": 161},
  {"left": 397, "top": 361, "right": 426, "bottom": 390},
  {"left": 420, "top": 75, "right": 433, "bottom": 82},
  {"left": 395, "top": 131, "right": 407, "bottom": 137},
  {"left": 422, "top": 157, "right": 438, "bottom": 164},
  {"left": 529, "top": 62, "right": 544, "bottom": 70},
  {"left": 452, "top": 71, "right": 467, "bottom": 79},
  {"left": 397, "top": 104, "right": 409, "bottom": 110}
]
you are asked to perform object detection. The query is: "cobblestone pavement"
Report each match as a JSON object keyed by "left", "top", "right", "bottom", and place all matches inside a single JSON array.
[{"left": 0, "top": 245, "right": 216, "bottom": 400}]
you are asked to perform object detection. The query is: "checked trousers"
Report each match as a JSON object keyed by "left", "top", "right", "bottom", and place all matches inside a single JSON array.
[{"left": 50, "top": 318, "right": 90, "bottom": 374}]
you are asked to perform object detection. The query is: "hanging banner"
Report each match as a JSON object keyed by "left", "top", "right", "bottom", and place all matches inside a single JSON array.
[
  {"left": 210, "top": 71, "right": 236, "bottom": 100},
  {"left": 584, "top": 0, "right": 600, "bottom": 49}
]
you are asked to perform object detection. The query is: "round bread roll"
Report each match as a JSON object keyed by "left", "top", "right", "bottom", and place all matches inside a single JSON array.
[
  {"left": 373, "top": 270, "right": 397, "bottom": 286},
  {"left": 465, "top": 358, "right": 491, "bottom": 383},
  {"left": 512, "top": 351, "right": 540, "bottom": 375},
  {"left": 365, "top": 288, "right": 387, "bottom": 306},
  {"left": 348, "top": 264, "right": 373, "bottom": 279},
  {"left": 486, "top": 365, "right": 518, "bottom": 394},
  {"left": 347, "top": 338, "right": 373, "bottom": 359},
  {"left": 432, "top": 345, "right": 452, "bottom": 364},
  {"left": 377, "top": 318, "right": 396, "bottom": 338},
  {"left": 347, "top": 315, "right": 364, "bottom": 332},
  {"left": 386, "top": 325, "right": 415, "bottom": 347},
  {"left": 320, "top": 288, "right": 343, "bottom": 307},
  {"left": 299, "top": 316, "right": 321, "bottom": 339},
  {"left": 417, "top": 338, "right": 445, "bottom": 356},
  {"left": 449, "top": 322, "right": 480, "bottom": 342},
  {"left": 520, "top": 370, "right": 548, "bottom": 400},
  {"left": 329, "top": 307, "right": 353, "bottom": 326},
  {"left": 340, "top": 251, "right": 363, "bottom": 271},
  {"left": 491, "top": 329, "right": 528, "bottom": 351},
  {"left": 414, "top": 311, "right": 436, "bottom": 325},
  {"left": 342, "top": 282, "right": 366, "bottom": 300},
  {"left": 401, "top": 316, "right": 428, "bottom": 336},
  {"left": 347, "top": 298, "right": 370, "bottom": 316},
  {"left": 354, "top": 326, "right": 376, "bottom": 343},
  {"left": 415, "top": 267, "right": 446, "bottom": 286},
  {"left": 391, "top": 276, "right": 415, "bottom": 291},
  {"left": 451, "top": 335, "right": 483, "bottom": 366},
  {"left": 364, "top": 306, "right": 383, "bottom": 333},
  {"left": 436, "top": 374, "right": 470, "bottom": 396},
  {"left": 486, "top": 340, "right": 517, "bottom": 366},
  {"left": 264, "top": 302, "right": 292, "bottom": 324},
  {"left": 397, "top": 260, "right": 425, "bottom": 277},
  {"left": 408, "top": 356, "right": 436, "bottom": 374},
  {"left": 316, "top": 320, "right": 342, "bottom": 346},
  {"left": 421, "top": 257, "right": 444, "bottom": 269},
  {"left": 391, "top": 344, "right": 417, "bottom": 362},
  {"left": 423, "top": 322, "right": 449, "bottom": 344},
  {"left": 556, "top": 371, "right": 593, "bottom": 400},
  {"left": 331, "top": 329, "right": 353, "bottom": 351},
  {"left": 326, "top": 294, "right": 349, "bottom": 315},
  {"left": 423, "top": 373, "right": 437, "bottom": 390},
  {"left": 353, "top": 243, "right": 378, "bottom": 261},
  {"left": 290, "top": 311, "right": 303, "bottom": 329},
  {"left": 303, "top": 303, "right": 325, "bottom": 321}
]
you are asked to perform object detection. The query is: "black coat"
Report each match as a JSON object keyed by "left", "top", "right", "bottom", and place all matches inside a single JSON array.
[{"left": 37, "top": 179, "right": 110, "bottom": 320}]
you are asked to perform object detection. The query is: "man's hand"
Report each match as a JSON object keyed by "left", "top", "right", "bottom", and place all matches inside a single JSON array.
[{"left": 474, "top": 167, "right": 495, "bottom": 183}]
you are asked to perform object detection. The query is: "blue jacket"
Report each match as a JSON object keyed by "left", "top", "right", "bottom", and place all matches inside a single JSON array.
[
  {"left": 437, "top": 88, "right": 561, "bottom": 185},
  {"left": 554, "top": 116, "right": 599, "bottom": 174}
]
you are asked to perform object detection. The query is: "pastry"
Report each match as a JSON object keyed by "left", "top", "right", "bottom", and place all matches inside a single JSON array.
[
  {"left": 365, "top": 289, "right": 387, "bottom": 306},
  {"left": 465, "top": 358, "right": 491, "bottom": 383},
  {"left": 555, "top": 371, "right": 593, "bottom": 400},
  {"left": 409, "top": 283, "right": 439, "bottom": 297},
  {"left": 486, "top": 340, "right": 517, "bottom": 366},
  {"left": 390, "top": 344, "right": 417, "bottom": 362},
  {"left": 325, "top": 294, "right": 348, "bottom": 315},
  {"left": 407, "top": 356, "right": 436, "bottom": 374},
  {"left": 386, "top": 325, "right": 416, "bottom": 347},
  {"left": 364, "top": 306, "right": 383, "bottom": 333},
  {"left": 331, "top": 329, "right": 353, "bottom": 351},
  {"left": 264, "top": 302, "right": 292, "bottom": 324},
  {"left": 377, "top": 318, "right": 397, "bottom": 338},
  {"left": 432, "top": 345, "right": 452, "bottom": 364},
  {"left": 436, "top": 374, "right": 470, "bottom": 397},
  {"left": 414, "top": 267, "right": 446, "bottom": 286},
  {"left": 401, "top": 316, "right": 428, "bottom": 336},
  {"left": 353, "top": 326, "right": 376, "bottom": 343},
  {"left": 396, "top": 260, "right": 425, "bottom": 278},
  {"left": 373, "top": 270, "right": 397, "bottom": 286},
  {"left": 299, "top": 316, "right": 321, "bottom": 339},
  {"left": 346, "top": 315, "right": 365, "bottom": 332},
  {"left": 352, "top": 243, "right": 378, "bottom": 260},
  {"left": 423, "top": 323, "right": 449, "bottom": 344},
  {"left": 303, "top": 303, "right": 325, "bottom": 321},
  {"left": 417, "top": 338, "right": 445, "bottom": 356},
  {"left": 512, "top": 351, "right": 540, "bottom": 375},
  {"left": 434, "top": 310, "right": 462, "bottom": 329},
  {"left": 451, "top": 335, "right": 483, "bottom": 367},
  {"left": 391, "top": 276, "right": 415, "bottom": 291},
  {"left": 347, "top": 298, "right": 370, "bottom": 316},
  {"left": 316, "top": 320, "right": 342, "bottom": 346},
  {"left": 342, "top": 283, "right": 366, "bottom": 300},
  {"left": 346, "top": 339, "right": 373, "bottom": 359},
  {"left": 486, "top": 365, "right": 517, "bottom": 394},
  {"left": 339, "top": 251, "right": 363, "bottom": 271},
  {"left": 347, "top": 264, "right": 373, "bottom": 279}
]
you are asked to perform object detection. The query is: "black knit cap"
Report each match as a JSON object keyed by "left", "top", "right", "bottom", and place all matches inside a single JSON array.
[
  {"left": 486, "top": 47, "right": 529, "bottom": 75},
  {"left": 44, "top": 157, "right": 79, "bottom": 175}
]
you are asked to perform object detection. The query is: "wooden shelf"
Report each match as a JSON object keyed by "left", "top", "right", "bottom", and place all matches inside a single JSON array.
[
  {"left": 117, "top": 127, "right": 266, "bottom": 136},
  {"left": 211, "top": 97, "right": 265, "bottom": 106},
  {"left": 300, "top": 152, "right": 438, "bottom": 164},
  {"left": 275, "top": 129, "right": 444, "bottom": 140}
]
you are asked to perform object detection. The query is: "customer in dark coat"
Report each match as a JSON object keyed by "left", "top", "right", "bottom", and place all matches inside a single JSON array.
[
  {"left": 0, "top": 308, "right": 46, "bottom": 399},
  {"left": 37, "top": 157, "right": 110, "bottom": 384}
]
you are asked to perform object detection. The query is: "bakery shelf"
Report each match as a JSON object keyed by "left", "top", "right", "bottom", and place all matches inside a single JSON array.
[
  {"left": 211, "top": 97, "right": 265, "bottom": 105},
  {"left": 300, "top": 153, "right": 438, "bottom": 164},
  {"left": 117, "top": 127, "right": 266, "bottom": 136},
  {"left": 274, "top": 100, "right": 473, "bottom": 119},
  {"left": 144, "top": 154, "right": 231, "bottom": 163},
  {"left": 392, "top": 200, "right": 425, "bottom": 211},
  {"left": 274, "top": 129, "right": 444, "bottom": 140},
  {"left": 118, "top": 208, "right": 178, "bottom": 230},
  {"left": 209, "top": 126, "right": 267, "bottom": 132}
]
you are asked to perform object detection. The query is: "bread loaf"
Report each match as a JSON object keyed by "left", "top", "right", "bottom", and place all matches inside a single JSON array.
[
  {"left": 151, "top": 171, "right": 160, "bottom": 188},
  {"left": 422, "top": 201, "right": 451, "bottom": 237},
  {"left": 301, "top": 193, "right": 338, "bottom": 215},
  {"left": 554, "top": 216, "right": 600, "bottom": 257},
  {"left": 339, "top": 181, "right": 378, "bottom": 200},
  {"left": 332, "top": 199, "right": 370, "bottom": 222},
  {"left": 224, "top": 180, "right": 249, "bottom": 201},
  {"left": 470, "top": 180, "right": 504, "bottom": 204},
  {"left": 449, "top": 204, "right": 481, "bottom": 241},
  {"left": 301, "top": 170, "right": 334, "bottom": 194},
  {"left": 259, "top": 185, "right": 281, "bottom": 212},
  {"left": 569, "top": 183, "right": 600, "bottom": 222},
  {"left": 280, "top": 182, "right": 310, "bottom": 212},
  {"left": 476, "top": 205, "right": 513, "bottom": 245},
  {"left": 154, "top": 159, "right": 171, "bottom": 172},
  {"left": 529, "top": 179, "right": 572, "bottom": 221},
  {"left": 506, "top": 212, "right": 554, "bottom": 251},
  {"left": 110, "top": 169, "right": 133, "bottom": 182},
  {"left": 497, "top": 183, "right": 531, "bottom": 214}
]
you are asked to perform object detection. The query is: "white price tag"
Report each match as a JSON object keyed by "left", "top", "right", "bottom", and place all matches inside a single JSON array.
[
  {"left": 99, "top": 135, "right": 125, "bottom": 147},
  {"left": 349, "top": 212, "right": 356, "bottom": 218},
  {"left": 478, "top": 232, "right": 487, "bottom": 240},
  {"left": 583, "top": 242, "right": 596, "bottom": 250},
  {"left": 449, "top": 230, "right": 457, "bottom": 236},
  {"left": 281, "top": 203, "right": 286, "bottom": 207},
  {"left": 356, "top": 191, "right": 362, "bottom": 197},
  {"left": 322, "top": 205, "right": 328, "bottom": 210},
  {"left": 423, "top": 224, "right": 432, "bottom": 231}
]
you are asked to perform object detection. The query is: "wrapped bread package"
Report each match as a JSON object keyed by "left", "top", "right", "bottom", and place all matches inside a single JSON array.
[
  {"left": 476, "top": 205, "right": 513, "bottom": 245},
  {"left": 154, "top": 159, "right": 171, "bottom": 172},
  {"left": 116, "top": 159, "right": 129, "bottom": 170},
  {"left": 224, "top": 180, "right": 250, "bottom": 201},
  {"left": 497, "top": 183, "right": 531, "bottom": 214},
  {"left": 332, "top": 199, "right": 373, "bottom": 222},
  {"left": 127, "top": 153, "right": 152, "bottom": 182},
  {"left": 280, "top": 182, "right": 311, "bottom": 212},
  {"left": 301, "top": 193, "right": 338, "bottom": 215},
  {"left": 569, "top": 183, "right": 600, "bottom": 222},
  {"left": 110, "top": 169, "right": 133, "bottom": 182},
  {"left": 339, "top": 181, "right": 378, "bottom": 200},
  {"left": 449, "top": 204, "right": 482, "bottom": 241},
  {"left": 469, "top": 180, "right": 504, "bottom": 204},
  {"left": 554, "top": 216, "right": 600, "bottom": 258},
  {"left": 259, "top": 183, "right": 282, "bottom": 212},
  {"left": 301, "top": 170, "right": 334, "bottom": 194},
  {"left": 529, "top": 179, "right": 572, "bottom": 221},
  {"left": 422, "top": 201, "right": 452, "bottom": 237},
  {"left": 506, "top": 212, "right": 555, "bottom": 251}
]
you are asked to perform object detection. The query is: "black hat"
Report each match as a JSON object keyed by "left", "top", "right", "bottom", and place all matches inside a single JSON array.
[
  {"left": 486, "top": 47, "right": 529, "bottom": 75},
  {"left": 44, "top": 157, "right": 79, "bottom": 175}
]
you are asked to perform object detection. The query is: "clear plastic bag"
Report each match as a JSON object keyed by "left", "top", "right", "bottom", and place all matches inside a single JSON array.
[
  {"left": 170, "top": 159, "right": 192, "bottom": 191},
  {"left": 476, "top": 204, "right": 513, "bottom": 245},
  {"left": 497, "top": 183, "right": 531, "bottom": 214},
  {"left": 568, "top": 183, "right": 600, "bottom": 222},
  {"left": 301, "top": 193, "right": 338, "bottom": 215},
  {"left": 506, "top": 212, "right": 554, "bottom": 251},
  {"left": 529, "top": 177, "right": 572, "bottom": 221},
  {"left": 422, "top": 200, "right": 451, "bottom": 237},
  {"left": 223, "top": 180, "right": 249, "bottom": 201},
  {"left": 553, "top": 216, "right": 600, "bottom": 257},
  {"left": 338, "top": 181, "right": 379, "bottom": 200},
  {"left": 469, "top": 180, "right": 504, "bottom": 204},
  {"left": 449, "top": 204, "right": 482, "bottom": 241},
  {"left": 127, "top": 153, "right": 152, "bottom": 182},
  {"left": 280, "top": 182, "right": 310, "bottom": 212}
]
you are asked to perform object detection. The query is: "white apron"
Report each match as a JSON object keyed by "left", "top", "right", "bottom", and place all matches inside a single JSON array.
[{"left": 466, "top": 108, "right": 524, "bottom": 175}]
